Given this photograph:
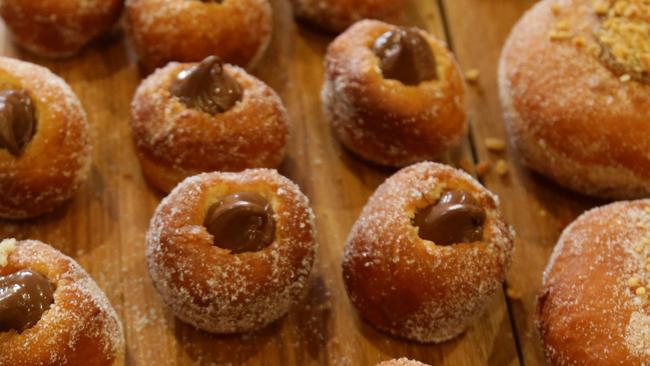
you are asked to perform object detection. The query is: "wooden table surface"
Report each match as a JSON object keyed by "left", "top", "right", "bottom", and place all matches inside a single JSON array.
[{"left": 0, "top": 1, "right": 606, "bottom": 365}]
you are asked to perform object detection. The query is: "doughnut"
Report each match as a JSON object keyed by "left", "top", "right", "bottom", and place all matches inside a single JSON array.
[
  {"left": 125, "top": 0, "right": 272, "bottom": 70},
  {"left": 537, "top": 200, "right": 650, "bottom": 365},
  {"left": 376, "top": 359, "right": 430, "bottom": 366},
  {"left": 0, "top": 238, "right": 124, "bottom": 365},
  {"left": 130, "top": 56, "right": 289, "bottom": 193},
  {"left": 0, "top": 0, "right": 122, "bottom": 58},
  {"left": 291, "top": 0, "right": 406, "bottom": 33},
  {"left": 322, "top": 20, "right": 466, "bottom": 167},
  {"left": 342, "top": 162, "right": 514, "bottom": 343},
  {"left": 0, "top": 57, "right": 91, "bottom": 219},
  {"left": 146, "top": 169, "right": 318, "bottom": 333},
  {"left": 499, "top": 0, "right": 650, "bottom": 199}
]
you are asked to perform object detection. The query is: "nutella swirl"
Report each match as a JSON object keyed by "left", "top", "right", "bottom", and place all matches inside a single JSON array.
[
  {"left": 414, "top": 190, "right": 486, "bottom": 246},
  {"left": 204, "top": 192, "right": 276, "bottom": 253},
  {"left": 373, "top": 27, "right": 438, "bottom": 85},
  {"left": 171, "top": 56, "right": 243, "bottom": 115},
  {"left": 0, "top": 269, "right": 54, "bottom": 333},
  {"left": 0, "top": 89, "right": 37, "bottom": 157}
]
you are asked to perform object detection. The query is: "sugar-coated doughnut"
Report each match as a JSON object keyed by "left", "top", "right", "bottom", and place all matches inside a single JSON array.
[
  {"left": 0, "top": 239, "right": 124, "bottom": 366},
  {"left": 0, "top": 0, "right": 122, "bottom": 58},
  {"left": 322, "top": 20, "right": 466, "bottom": 167},
  {"left": 291, "top": 0, "right": 406, "bottom": 33},
  {"left": 125, "top": 0, "right": 272, "bottom": 70},
  {"left": 537, "top": 199, "right": 650, "bottom": 365},
  {"left": 499, "top": 0, "right": 650, "bottom": 199},
  {"left": 342, "top": 162, "right": 514, "bottom": 342},
  {"left": 0, "top": 57, "right": 91, "bottom": 219},
  {"left": 146, "top": 169, "right": 318, "bottom": 333},
  {"left": 130, "top": 56, "right": 289, "bottom": 193}
]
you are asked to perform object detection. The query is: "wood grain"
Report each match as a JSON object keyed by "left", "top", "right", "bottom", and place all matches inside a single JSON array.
[
  {"left": 0, "top": 1, "right": 521, "bottom": 365},
  {"left": 439, "top": 1, "right": 603, "bottom": 365}
]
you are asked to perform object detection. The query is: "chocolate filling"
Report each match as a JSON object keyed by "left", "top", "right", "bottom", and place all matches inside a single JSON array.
[
  {"left": 413, "top": 190, "right": 486, "bottom": 246},
  {"left": 171, "top": 56, "right": 243, "bottom": 115},
  {"left": 204, "top": 192, "right": 276, "bottom": 253},
  {"left": 0, "top": 89, "right": 37, "bottom": 157},
  {"left": 0, "top": 269, "right": 54, "bottom": 333},
  {"left": 372, "top": 27, "right": 438, "bottom": 85}
]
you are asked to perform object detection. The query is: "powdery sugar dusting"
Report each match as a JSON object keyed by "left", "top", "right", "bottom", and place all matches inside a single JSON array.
[{"left": 146, "top": 169, "right": 318, "bottom": 334}]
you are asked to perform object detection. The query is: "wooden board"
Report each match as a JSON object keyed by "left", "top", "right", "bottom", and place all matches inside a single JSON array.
[{"left": 0, "top": 0, "right": 607, "bottom": 365}]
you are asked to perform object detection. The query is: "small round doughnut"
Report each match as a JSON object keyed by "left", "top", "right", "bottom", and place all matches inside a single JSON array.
[
  {"left": 0, "top": 57, "right": 91, "bottom": 219},
  {"left": 125, "top": 0, "right": 272, "bottom": 70},
  {"left": 0, "top": 0, "right": 122, "bottom": 58},
  {"left": 322, "top": 20, "right": 466, "bottom": 167},
  {"left": 499, "top": 0, "right": 650, "bottom": 199},
  {"left": 130, "top": 56, "right": 289, "bottom": 193},
  {"left": 376, "top": 359, "right": 430, "bottom": 366},
  {"left": 291, "top": 0, "right": 406, "bottom": 33},
  {"left": 0, "top": 238, "right": 124, "bottom": 366},
  {"left": 146, "top": 169, "right": 318, "bottom": 333},
  {"left": 342, "top": 162, "right": 514, "bottom": 343},
  {"left": 537, "top": 199, "right": 650, "bottom": 365}
]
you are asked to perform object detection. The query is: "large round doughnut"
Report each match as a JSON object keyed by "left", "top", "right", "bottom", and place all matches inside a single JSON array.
[
  {"left": 130, "top": 56, "right": 289, "bottom": 193},
  {"left": 291, "top": 0, "right": 406, "bottom": 33},
  {"left": 0, "top": 57, "right": 91, "bottom": 219},
  {"left": 125, "top": 0, "right": 272, "bottom": 70},
  {"left": 146, "top": 169, "right": 318, "bottom": 333},
  {"left": 322, "top": 20, "right": 466, "bottom": 167},
  {"left": 499, "top": 0, "right": 650, "bottom": 199},
  {"left": 0, "top": 239, "right": 125, "bottom": 366},
  {"left": 342, "top": 162, "right": 514, "bottom": 343},
  {"left": 0, "top": 0, "right": 122, "bottom": 58},
  {"left": 537, "top": 200, "right": 650, "bottom": 365}
]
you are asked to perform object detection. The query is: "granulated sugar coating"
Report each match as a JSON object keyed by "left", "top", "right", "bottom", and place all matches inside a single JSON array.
[
  {"left": 0, "top": 57, "right": 91, "bottom": 219},
  {"left": 342, "top": 162, "right": 514, "bottom": 343},
  {"left": 0, "top": 239, "right": 125, "bottom": 366},
  {"left": 538, "top": 200, "right": 650, "bottom": 365},
  {"left": 146, "top": 169, "right": 318, "bottom": 334},
  {"left": 375, "top": 358, "right": 431, "bottom": 366},
  {"left": 290, "top": 0, "right": 406, "bottom": 33},
  {"left": 498, "top": 0, "right": 650, "bottom": 199},
  {"left": 125, "top": 0, "right": 272, "bottom": 69},
  {"left": 130, "top": 60, "right": 289, "bottom": 193}
]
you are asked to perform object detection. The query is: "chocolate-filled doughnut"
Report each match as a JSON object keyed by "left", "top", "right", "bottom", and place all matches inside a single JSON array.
[
  {"left": 499, "top": 0, "right": 650, "bottom": 199},
  {"left": 146, "top": 169, "right": 318, "bottom": 333},
  {"left": 0, "top": 239, "right": 124, "bottom": 366},
  {"left": 0, "top": 57, "right": 91, "bottom": 219},
  {"left": 342, "top": 162, "right": 513, "bottom": 342},
  {"left": 322, "top": 20, "right": 466, "bottom": 167},
  {"left": 130, "top": 56, "right": 289, "bottom": 193},
  {"left": 125, "top": 0, "right": 272, "bottom": 70},
  {"left": 291, "top": 0, "right": 406, "bottom": 33},
  {"left": 0, "top": 0, "right": 122, "bottom": 58},
  {"left": 537, "top": 200, "right": 650, "bottom": 365}
]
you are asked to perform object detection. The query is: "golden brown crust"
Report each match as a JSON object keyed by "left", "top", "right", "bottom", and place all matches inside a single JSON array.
[
  {"left": 0, "top": 239, "right": 124, "bottom": 366},
  {"left": 342, "top": 162, "right": 514, "bottom": 343},
  {"left": 498, "top": 0, "right": 650, "bottom": 199},
  {"left": 146, "top": 169, "right": 318, "bottom": 333},
  {"left": 322, "top": 20, "right": 466, "bottom": 167},
  {"left": 0, "top": 0, "right": 122, "bottom": 58},
  {"left": 125, "top": 0, "right": 272, "bottom": 70},
  {"left": 291, "top": 0, "right": 406, "bottom": 33},
  {"left": 376, "top": 359, "right": 430, "bottom": 366},
  {"left": 0, "top": 57, "right": 91, "bottom": 219},
  {"left": 537, "top": 200, "right": 650, "bottom": 365},
  {"left": 130, "top": 61, "right": 289, "bottom": 193}
]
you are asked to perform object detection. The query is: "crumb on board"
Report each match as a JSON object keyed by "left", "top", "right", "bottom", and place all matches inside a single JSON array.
[
  {"left": 485, "top": 137, "right": 507, "bottom": 152},
  {"left": 495, "top": 159, "right": 509, "bottom": 176},
  {"left": 464, "top": 69, "right": 480, "bottom": 84},
  {"left": 506, "top": 287, "right": 522, "bottom": 300}
]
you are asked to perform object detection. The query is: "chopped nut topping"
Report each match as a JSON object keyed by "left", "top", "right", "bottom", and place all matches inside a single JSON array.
[
  {"left": 495, "top": 160, "right": 509, "bottom": 176},
  {"left": 620, "top": 73, "right": 632, "bottom": 82},
  {"left": 629, "top": 277, "right": 641, "bottom": 287},
  {"left": 551, "top": 3, "right": 562, "bottom": 15},
  {"left": 636, "top": 287, "right": 647, "bottom": 296},
  {"left": 485, "top": 137, "right": 507, "bottom": 152},
  {"left": 464, "top": 69, "right": 480, "bottom": 84}
]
